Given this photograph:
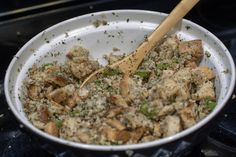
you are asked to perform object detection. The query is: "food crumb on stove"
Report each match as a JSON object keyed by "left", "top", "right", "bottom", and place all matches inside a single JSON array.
[
  {"left": 125, "top": 150, "right": 134, "bottom": 156},
  {"left": 16, "top": 31, "right": 21, "bottom": 36},
  {"left": 0, "top": 114, "right": 4, "bottom": 118},
  {"left": 232, "top": 94, "right": 236, "bottom": 100}
]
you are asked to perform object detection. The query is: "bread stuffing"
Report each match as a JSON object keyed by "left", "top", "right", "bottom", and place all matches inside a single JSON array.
[{"left": 22, "top": 35, "right": 216, "bottom": 145}]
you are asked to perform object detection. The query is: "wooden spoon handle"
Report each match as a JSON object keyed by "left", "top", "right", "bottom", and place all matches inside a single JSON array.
[{"left": 111, "top": 0, "right": 199, "bottom": 73}]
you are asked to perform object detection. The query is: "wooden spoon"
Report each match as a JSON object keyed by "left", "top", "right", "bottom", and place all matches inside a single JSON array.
[{"left": 80, "top": 0, "right": 199, "bottom": 88}]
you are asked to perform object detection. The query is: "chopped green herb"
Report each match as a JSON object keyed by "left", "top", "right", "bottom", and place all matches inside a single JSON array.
[
  {"left": 53, "top": 71, "right": 64, "bottom": 77},
  {"left": 134, "top": 71, "right": 150, "bottom": 80},
  {"left": 110, "top": 141, "right": 120, "bottom": 145},
  {"left": 102, "top": 68, "right": 121, "bottom": 77},
  {"left": 106, "top": 85, "right": 114, "bottom": 92},
  {"left": 69, "top": 109, "right": 81, "bottom": 117},
  {"left": 205, "top": 51, "right": 211, "bottom": 58},
  {"left": 139, "top": 102, "right": 156, "bottom": 118},
  {"left": 185, "top": 25, "right": 191, "bottom": 30},
  {"left": 172, "top": 57, "right": 179, "bottom": 64},
  {"left": 55, "top": 120, "right": 63, "bottom": 128},
  {"left": 156, "top": 63, "right": 170, "bottom": 70},
  {"left": 223, "top": 69, "right": 229, "bottom": 74},
  {"left": 204, "top": 98, "right": 216, "bottom": 111},
  {"left": 42, "top": 63, "right": 53, "bottom": 70},
  {"left": 94, "top": 79, "right": 102, "bottom": 85}
]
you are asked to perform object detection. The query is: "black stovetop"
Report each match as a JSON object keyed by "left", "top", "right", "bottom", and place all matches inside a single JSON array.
[{"left": 0, "top": 0, "right": 236, "bottom": 157}]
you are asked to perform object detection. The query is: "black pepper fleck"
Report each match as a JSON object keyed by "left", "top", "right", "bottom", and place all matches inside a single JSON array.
[
  {"left": 223, "top": 69, "right": 229, "bottom": 74},
  {"left": 185, "top": 25, "right": 191, "bottom": 30}
]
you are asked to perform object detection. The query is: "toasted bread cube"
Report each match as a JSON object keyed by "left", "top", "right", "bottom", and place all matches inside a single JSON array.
[
  {"left": 107, "top": 119, "right": 126, "bottom": 130},
  {"left": 178, "top": 104, "right": 196, "bottom": 129},
  {"left": 192, "top": 81, "right": 215, "bottom": 100},
  {"left": 45, "top": 122, "right": 59, "bottom": 136},
  {"left": 109, "top": 95, "right": 128, "bottom": 108},
  {"left": 179, "top": 40, "right": 203, "bottom": 65}
]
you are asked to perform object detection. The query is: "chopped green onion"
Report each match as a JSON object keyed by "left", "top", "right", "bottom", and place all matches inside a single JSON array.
[
  {"left": 204, "top": 98, "right": 216, "bottom": 111},
  {"left": 139, "top": 102, "right": 156, "bottom": 118},
  {"left": 69, "top": 109, "right": 81, "bottom": 117},
  {"left": 134, "top": 71, "right": 151, "bottom": 80},
  {"left": 172, "top": 57, "right": 179, "bottom": 64},
  {"left": 102, "top": 68, "right": 121, "bottom": 77},
  {"left": 94, "top": 79, "right": 102, "bottom": 85},
  {"left": 42, "top": 63, "right": 53, "bottom": 70},
  {"left": 156, "top": 63, "right": 170, "bottom": 70},
  {"left": 55, "top": 120, "right": 63, "bottom": 128},
  {"left": 106, "top": 85, "right": 114, "bottom": 92},
  {"left": 52, "top": 71, "right": 64, "bottom": 77}
]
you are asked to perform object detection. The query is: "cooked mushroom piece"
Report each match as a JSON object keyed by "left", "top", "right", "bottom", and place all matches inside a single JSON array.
[
  {"left": 106, "top": 119, "right": 126, "bottom": 130},
  {"left": 28, "top": 84, "right": 41, "bottom": 100},
  {"left": 37, "top": 106, "right": 49, "bottom": 123},
  {"left": 44, "top": 65, "right": 69, "bottom": 87},
  {"left": 47, "top": 84, "right": 75, "bottom": 104}
]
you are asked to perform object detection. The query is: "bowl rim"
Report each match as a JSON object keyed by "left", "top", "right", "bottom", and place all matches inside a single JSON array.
[{"left": 4, "top": 9, "right": 236, "bottom": 151}]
